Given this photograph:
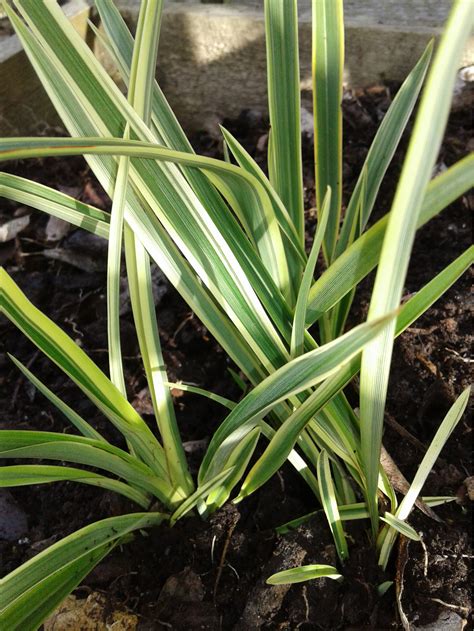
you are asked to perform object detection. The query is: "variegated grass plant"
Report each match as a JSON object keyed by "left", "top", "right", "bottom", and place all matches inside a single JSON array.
[{"left": 0, "top": 0, "right": 472, "bottom": 627}]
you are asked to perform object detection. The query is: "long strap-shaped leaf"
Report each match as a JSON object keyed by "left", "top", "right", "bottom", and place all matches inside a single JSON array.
[
  {"left": 0, "top": 512, "right": 166, "bottom": 630},
  {"left": 327, "top": 166, "right": 367, "bottom": 340},
  {"left": 0, "top": 269, "right": 170, "bottom": 484},
  {"left": 0, "top": 465, "right": 150, "bottom": 508},
  {"left": 107, "top": 135, "right": 129, "bottom": 396},
  {"left": 119, "top": 0, "right": 194, "bottom": 500},
  {"left": 0, "top": 163, "right": 355, "bottom": 477},
  {"left": 0, "top": 133, "right": 289, "bottom": 371},
  {"left": 290, "top": 188, "right": 331, "bottom": 357},
  {"left": 2, "top": 128, "right": 470, "bottom": 512},
  {"left": 2, "top": 5, "right": 347, "bottom": 500},
  {"left": 378, "top": 387, "right": 470, "bottom": 567},
  {"left": 0, "top": 178, "right": 264, "bottom": 391},
  {"left": 200, "top": 312, "right": 395, "bottom": 484},
  {"left": 0, "top": 431, "right": 170, "bottom": 500},
  {"left": 359, "top": 0, "right": 473, "bottom": 534},
  {"left": 328, "top": 41, "right": 432, "bottom": 341},
  {"left": 335, "top": 41, "right": 433, "bottom": 256},
  {"left": 237, "top": 245, "right": 473, "bottom": 500},
  {"left": 317, "top": 450, "right": 348, "bottom": 562},
  {"left": 127, "top": 0, "right": 163, "bottom": 124},
  {"left": 265, "top": 0, "right": 305, "bottom": 258},
  {"left": 312, "top": 0, "right": 344, "bottom": 263},
  {"left": 8, "top": 354, "right": 105, "bottom": 442},
  {"left": 6, "top": 2, "right": 289, "bottom": 373},
  {"left": 0, "top": 172, "right": 110, "bottom": 238},
  {"left": 0, "top": 544, "right": 112, "bottom": 631},
  {"left": 220, "top": 127, "right": 305, "bottom": 264},
  {"left": 208, "top": 231, "right": 470, "bottom": 500},
  {"left": 95, "top": 0, "right": 187, "bottom": 152},
  {"left": 306, "top": 155, "right": 474, "bottom": 326},
  {"left": 94, "top": 0, "right": 297, "bottom": 315}
]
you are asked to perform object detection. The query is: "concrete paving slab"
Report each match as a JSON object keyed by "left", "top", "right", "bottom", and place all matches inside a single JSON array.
[
  {"left": 1, "top": 0, "right": 472, "bottom": 134},
  {"left": 149, "top": 1, "right": 473, "bottom": 129}
]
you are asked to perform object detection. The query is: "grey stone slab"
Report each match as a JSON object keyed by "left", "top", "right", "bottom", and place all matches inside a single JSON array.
[
  {"left": 1, "top": 0, "right": 472, "bottom": 134},
  {"left": 227, "top": 0, "right": 455, "bottom": 28},
  {"left": 148, "top": 2, "right": 473, "bottom": 130}
]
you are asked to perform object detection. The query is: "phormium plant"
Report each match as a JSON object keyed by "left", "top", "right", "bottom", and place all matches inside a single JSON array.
[{"left": 0, "top": 0, "right": 472, "bottom": 628}]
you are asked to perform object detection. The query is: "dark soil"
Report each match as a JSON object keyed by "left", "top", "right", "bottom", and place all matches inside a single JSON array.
[
  {"left": 0, "top": 20, "right": 14, "bottom": 38},
  {"left": 0, "top": 86, "right": 472, "bottom": 630}
]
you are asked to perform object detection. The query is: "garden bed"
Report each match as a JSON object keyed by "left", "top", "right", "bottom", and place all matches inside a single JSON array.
[{"left": 0, "top": 87, "right": 472, "bottom": 629}]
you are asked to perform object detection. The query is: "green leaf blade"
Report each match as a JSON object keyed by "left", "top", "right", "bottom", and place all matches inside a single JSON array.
[
  {"left": 0, "top": 512, "right": 166, "bottom": 629},
  {"left": 201, "top": 311, "right": 395, "bottom": 485},
  {"left": 265, "top": 0, "right": 305, "bottom": 248},
  {"left": 317, "top": 450, "right": 349, "bottom": 562},
  {"left": 8, "top": 355, "right": 105, "bottom": 442},
  {"left": 359, "top": 0, "right": 473, "bottom": 534},
  {"left": 291, "top": 187, "right": 331, "bottom": 357},
  {"left": 306, "top": 154, "right": 474, "bottom": 327},
  {"left": 312, "top": 0, "right": 344, "bottom": 263},
  {"left": 267, "top": 564, "right": 342, "bottom": 585},
  {"left": 336, "top": 41, "right": 433, "bottom": 256},
  {"left": 0, "top": 268, "right": 170, "bottom": 484},
  {"left": 380, "top": 513, "right": 421, "bottom": 542},
  {"left": 0, "top": 464, "right": 150, "bottom": 508}
]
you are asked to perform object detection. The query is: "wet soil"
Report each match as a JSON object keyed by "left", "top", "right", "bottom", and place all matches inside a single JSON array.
[{"left": 0, "top": 86, "right": 472, "bottom": 629}]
